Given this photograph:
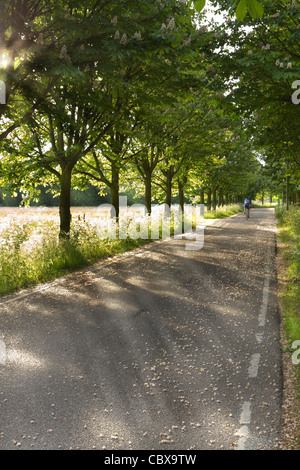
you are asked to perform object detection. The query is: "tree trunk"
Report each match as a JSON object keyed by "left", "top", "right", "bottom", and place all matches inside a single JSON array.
[
  {"left": 111, "top": 161, "right": 120, "bottom": 219},
  {"left": 59, "top": 165, "right": 72, "bottom": 238},
  {"left": 144, "top": 174, "right": 152, "bottom": 215},
  {"left": 218, "top": 190, "right": 224, "bottom": 206},
  {"left": 165, "top": 172, "right": 172, "bottom": 208},
  {"left": 207, "top": 189, "right": 212, "bottom": 211},
  {"left": 212, "top": 189, "right": 217, "bottom": 210},
  {"left": 178, "top": 180, "right": 184, "bottom": 213},
  {"left": 200, "top": 189, "right": 205, "bottom": 205}
]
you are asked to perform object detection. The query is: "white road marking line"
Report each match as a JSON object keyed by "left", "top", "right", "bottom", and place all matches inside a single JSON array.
[
  {"left": 258, "top": 306, "right": 267, "bottom": 327},
  {"left": 0, "top": 340, "right": 6, "bottom": 365},
  {"left": 240, "top": 401, "right": 252, "bottom": 425},
  {"left": 235, "top": 237, "right": 273, "bottom": 450},
  {"left": 248, "top": 353, "right": 261, "bottom": 378},
  {"left": 0, "top": 285, "right": 50, "bottom": 306},
  {"left": 258, "top": 245, "right": 272, "bottom": 328},
  {"left": 235, "top": 402, "right": 252, "bottom": 450},
  {"left": 258, "top": 281, "right": 270, "bottom": 327},
  {"left": 235, "top": 425, "right": 250, "bottom": 450}
]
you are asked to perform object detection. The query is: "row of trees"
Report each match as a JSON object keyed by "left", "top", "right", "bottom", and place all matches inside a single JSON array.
[
  {"left": 210, "top": 0, "right": 300, "bottom": 205},
  {"left": 0, "top": 0, "right": 299, "bottom": 237}
]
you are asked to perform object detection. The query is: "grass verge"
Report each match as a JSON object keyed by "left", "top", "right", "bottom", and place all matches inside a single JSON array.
[
  {"left": 276, "top": 204, "right": 300, "bottom": 449},
  {"left": 0, "top": 218, "right": 150, "bottom": 298},
  {"left": 0, "top": 203, "right": 243, "bottom": 298},
  {"left": 204, "top": 203, "right": 243, "bottom": 219}
]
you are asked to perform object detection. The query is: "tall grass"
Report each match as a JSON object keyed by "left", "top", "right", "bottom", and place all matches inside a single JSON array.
[
  {"left": 0, "top": 210, "right": 149, "bottom": 297},
  {"left": 0, "top": 203, "right": 244, "bottom": 298},
  {"left": 204, "top": 203, "right": 243, "bottom": 219}
]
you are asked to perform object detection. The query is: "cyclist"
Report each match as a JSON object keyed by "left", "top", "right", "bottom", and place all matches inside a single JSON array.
[{"left": 244, "top": 197, "right": 251, "bottom": 217}]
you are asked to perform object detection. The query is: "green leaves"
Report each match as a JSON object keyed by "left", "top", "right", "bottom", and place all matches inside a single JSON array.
[
  {"left": 193, "top": 0, "right": 206, "bottom": 13},
  {"left": 247, "top": 0, "right": 264, "bottom": 19},
  {"left": 236, "top": 0, "right": 248, "bottom": 21},
  {"left": 191, "top": 0, "right": 264, "bottom": 21},
  {"left": 235, "top": 0, "right": 264, "bottom": 21}
]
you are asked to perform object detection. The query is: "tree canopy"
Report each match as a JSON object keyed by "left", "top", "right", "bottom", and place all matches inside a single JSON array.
[{"left": 0, "top": 0, "right": 299, "bottom": 236}]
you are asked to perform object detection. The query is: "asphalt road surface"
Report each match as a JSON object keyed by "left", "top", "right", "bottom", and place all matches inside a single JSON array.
[{"left": 0, "top": 208, "right": 282, "bottom": 450}]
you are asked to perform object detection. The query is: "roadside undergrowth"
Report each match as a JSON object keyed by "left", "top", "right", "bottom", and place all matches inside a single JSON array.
[
  {"left": 204, "top": 203, "right": 243, "bottom": 219},
  {"left": 0, "top": 215, "right": 150, "bottom": 298},
  {"left": 276, "top": 204, "right": 300, "bottom": 449}
]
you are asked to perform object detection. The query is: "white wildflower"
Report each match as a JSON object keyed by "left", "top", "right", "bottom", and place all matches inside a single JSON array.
[
  {"left": 167, "top": 18, "right": 175, "bottom": 30},
  {"left": 114, "top": 30, "right": 120, "bottom": 40},
  {"left": 287, "top": 62, "right": 292, "bottom": 69},
  {"left": 111, "top": 15, "right": 118, "bottom": 26},
  {"left": 134, "top": 31, "right": 142, "bottom": 40},
  {"left": 120, "top": 33, "right": 127, "bottom": 45},
  {"left": 183, "top": 35, "right": 191, "bottom": 46},
  {"left": 59, "top": 45, "right": 71, "bottom": 62}
]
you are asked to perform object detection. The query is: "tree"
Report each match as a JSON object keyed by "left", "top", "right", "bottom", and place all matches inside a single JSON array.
[
  {"left": 206, "top": 0, "right": 300, "bottom": 204},
  {"left": 0, "top": 1, "right": 85, "bottom": 140},
  {"left": 76, "top": 0, "right": 214, "bottom": 216},
  {"left": 1, "top": 0, "right": 202, "bottom": 236}
]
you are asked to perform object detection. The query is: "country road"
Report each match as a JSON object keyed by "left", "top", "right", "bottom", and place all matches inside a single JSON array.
[{"left": 0, "top": 208, "right": 282, "bottom": 450}]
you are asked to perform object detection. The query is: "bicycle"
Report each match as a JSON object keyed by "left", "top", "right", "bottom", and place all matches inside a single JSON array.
[{"left": 244, "top": 206, "right": 250, "bottom": 219}]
